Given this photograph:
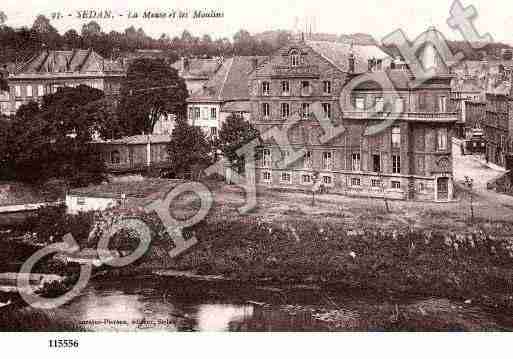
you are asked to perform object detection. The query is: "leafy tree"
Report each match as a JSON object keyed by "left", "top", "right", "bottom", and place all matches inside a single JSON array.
[
  {"left": 117, "top": 58, "right": 188, "bottom": 136},
  {"left": 167, "top": 119, "right": 212, "bottom": 179},
  {"left": 0, "top": 76, "right": 8, "bottom": 92},
  {"left": 32, "top": 15, "right": 55, "bottom": 34},
  {"left": 31, "top": 15, "right": 60, "bottom": 48},
  {"left": 0, "top": 118, "right": 12, "bottom": 178},
  {"left": 40, "top": 85, "right": 105, "bottom": 140},
  {"left": 81, "top": 21, "right": 102, "bottom": 38},
  {"left": 0, "top": 11, "right": 7, "bottom": 26},
  {"left": 63, "top": 29, "right": 82, "bottom": 49},
  {"left": 5, "top": 86, "right": 108, "bottom": 185},
  {"left": 217, "top": 114, "right": 260, "bottom": 174}
]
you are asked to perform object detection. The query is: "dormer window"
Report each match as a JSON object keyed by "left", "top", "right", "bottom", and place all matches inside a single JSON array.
[{"left": 290, "top": 50, "right": 300, "bottom": 67}]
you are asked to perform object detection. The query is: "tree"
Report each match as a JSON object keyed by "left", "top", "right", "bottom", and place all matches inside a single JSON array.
[
  {"left": 40, "top": 85, "right": 105, "bottom": 140},
  {"left": 63, "top": 29, "right": 82, "bottom": 49},
  {"left": 81, "top": 21, "right": 102, "bottom": 38},
  {"left": 117, "top": 58, "right": 188, "bottom": 136},
  {"left": 0, "top": 11, "right": 7, "bottom": 26},
  {"left": 7, "top": 86, "right": 108, "bottom": 185},
  {"left": 217, "top": 114, "right": 260, "bottom": 174},
  {"left": 0, "top": 69, "right": 8, "bottom": 91},
  {"left": 464, "top": 176, "right": 475, "bottom": 222},
  {"left": 167, "top": 119, "right": 212, "bottom": 179},
  {"left": 311, "top": 171, "right": 320, "bottom": 206},
  {"left": 32, "top": 15, "right": 56, "bottom": 33},
  {"left": 31, "top": 15, "right": 60, "bottom": 48},
  {"left": 0, "top": 118, "right": 13, "bottom": 179},
  {"left": 380, "top": 174, "right": 391, "bottom": 213}
]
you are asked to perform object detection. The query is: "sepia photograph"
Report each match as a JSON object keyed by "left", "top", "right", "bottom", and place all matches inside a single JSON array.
[{"left": 0, "top": 0, "right": 512, "bottom": 354}]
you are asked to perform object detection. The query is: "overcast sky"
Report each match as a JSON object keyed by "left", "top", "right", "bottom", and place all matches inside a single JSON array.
[{"left": 2, "top": 0, "right": 512, "bottom": 44}]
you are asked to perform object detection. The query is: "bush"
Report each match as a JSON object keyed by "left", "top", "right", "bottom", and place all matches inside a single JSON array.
[{"left": 23, "top": 204, "right": 95, "bottom": 246}]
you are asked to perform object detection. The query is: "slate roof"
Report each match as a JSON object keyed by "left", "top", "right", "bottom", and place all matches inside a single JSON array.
[
  {"left": 13, "top": 49, "right": 125, "bottom": 77},
  {"left": 171, "top": 58, "right": 224, "bottom": 80},
  {"left": 93, "top": 134, "right": 171, "bottom": 145},
  {"left": 221, "top": 101, "right": 252, "bottom": 112},
  {"left": 188, "top": 56, "right": 266, "bottom": 103},
  {"left": 352, "top": 70, "right": 413, "bottom": 90},
  {"left": 453, "top": 78, "right": 483, "bottom": 93},
  {"left": 68, "top": 179, "right": 183, "bottom": 199},
  {"left": 305, "top": 40, "right": 390, "bottom": 73}
]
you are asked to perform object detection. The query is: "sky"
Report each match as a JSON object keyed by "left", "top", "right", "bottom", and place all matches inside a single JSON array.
[{"left": 1, "top": 0, "right": 513, "bottom": 44}]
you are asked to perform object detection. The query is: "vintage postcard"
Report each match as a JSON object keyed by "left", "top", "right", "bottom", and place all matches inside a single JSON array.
[{"left": 0, "top": 0, "right": 512, "bottom": 352}]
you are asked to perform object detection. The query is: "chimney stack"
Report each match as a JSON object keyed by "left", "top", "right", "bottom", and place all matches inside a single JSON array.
[
  {"left": 348, "top": 53, "right": 355, "bottom": 73},
  {"left": 251, "top": 57, "right": 258, "bottom": 71}
]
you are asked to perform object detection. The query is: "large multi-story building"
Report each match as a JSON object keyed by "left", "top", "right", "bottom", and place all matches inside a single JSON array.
[
  {"left": 3, "top": 49, "right": 125, "bottom": 116},
  {"left": 186, "top": 56, "right": 265, "bottom": 138},
  {"left": 249, "top": 39, "right": 458, "bottom": 202},
  {"left": 481, "top": 93, "right": 511, "bottom": 167}
]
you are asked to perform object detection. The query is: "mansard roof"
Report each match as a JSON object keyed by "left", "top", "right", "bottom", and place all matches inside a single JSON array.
[
  {"left": 12, "top": 49, "right": 125, "bottom": 78},
  {"left": 305, "top": 40, "right": 390, "bottom": 73},
  {"left": 352, "top": 69, "right": 454, "bottom": 91},
  {"left": 171, "top": 57, "right": 224, "bottom": 80},
  {"left": 188, "top": 56, "right": 266, "bottom": 103}
]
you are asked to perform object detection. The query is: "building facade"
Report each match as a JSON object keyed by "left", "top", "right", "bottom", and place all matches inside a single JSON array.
[
  {"left": 249, "top": 40, "right": 458, "bottom": 202},
  {"left": 3, "top": 49, "right": 125, "bottom": 116},
  {"left": 187, "top": 56, "right": 265, "bottom": 138},
  {"left": 93, "top": 134, "right": 172, "bottom": 174},
  {"left": 171, "top": 57, "right": 224, "bottom": 96},
  {"left": 481, "top": 93, "right": 511, "bottom": 167}
]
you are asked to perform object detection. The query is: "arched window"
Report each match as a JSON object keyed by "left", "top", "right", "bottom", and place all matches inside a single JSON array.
[
  {"left": 110, "top": 150, "right": 121, "bottom": 164},
  {"left": 290, "top": 50, "right": 300, "bottom": 67}
]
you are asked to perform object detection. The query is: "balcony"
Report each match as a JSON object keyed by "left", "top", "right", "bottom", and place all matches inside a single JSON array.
[{"left": 343, "top": 111, "right": 459, "bottom": 123}]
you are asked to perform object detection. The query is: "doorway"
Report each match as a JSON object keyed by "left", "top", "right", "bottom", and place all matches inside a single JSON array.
[{"left": 437, "top": 177, "right": 449, "bottom": 201}]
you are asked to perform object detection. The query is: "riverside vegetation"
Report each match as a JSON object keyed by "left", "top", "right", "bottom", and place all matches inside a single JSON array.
[{"left": 1, "top": 183, "right": 513, "bottom": 330}]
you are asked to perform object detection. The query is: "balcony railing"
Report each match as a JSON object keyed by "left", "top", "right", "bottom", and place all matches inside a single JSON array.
[{"left": 343, "top": 111, "right": 458, "bottom": 122}]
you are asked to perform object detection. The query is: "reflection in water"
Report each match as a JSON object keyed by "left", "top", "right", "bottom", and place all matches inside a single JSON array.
[
  {"left": 7, "top": 276, "right": 511, "bottom": 331},
  {"left": 196, "top": 304, "right": 254, "bottom": 331},
  {"left": 53, "top": 280, "right": 260, "bottom": 332}
]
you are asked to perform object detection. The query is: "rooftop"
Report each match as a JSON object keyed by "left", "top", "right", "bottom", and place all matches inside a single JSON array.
[
  {"left": 305, "top": 40, "right": 390, "bottom": 73},
  {"left": 12, "top": 49, "right": 125, "bottom": 77},
  {"left": 171, "top": 57, "right": 224, "bottom": 80},
  {"left": 188, "top": 56, "right": 266, "bottom": 103},
  {"left": 93, "top": 134, "right": 171, "bottom": 145},
  {"left": 68, "top": 179, "right": 184, "bottom": 202}
]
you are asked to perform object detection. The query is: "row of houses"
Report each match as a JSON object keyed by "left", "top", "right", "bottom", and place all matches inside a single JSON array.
[
  {"left": 5, "top": 30, "right": 513, "bottom": 203},
  {"left": 0, "top": 49, "right": 125, "bottom": 116},
  {"left": 142, "top": 35, "right": 457, "bottom": 202},
  {"left": 450, "top": 72, "right": 513, "bottom": 168}
]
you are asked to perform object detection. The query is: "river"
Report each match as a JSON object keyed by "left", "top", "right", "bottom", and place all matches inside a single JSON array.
[{"left": 5, "top": 274, "right": 513, "bottom": 331}]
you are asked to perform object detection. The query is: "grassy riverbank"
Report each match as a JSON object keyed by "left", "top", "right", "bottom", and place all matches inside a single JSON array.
[
  {"left": 2, "top": 183, "right": 513, "bottom": 319},
  {"left": 146, "top": 184, "right": 513, "bottom": 312}
]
